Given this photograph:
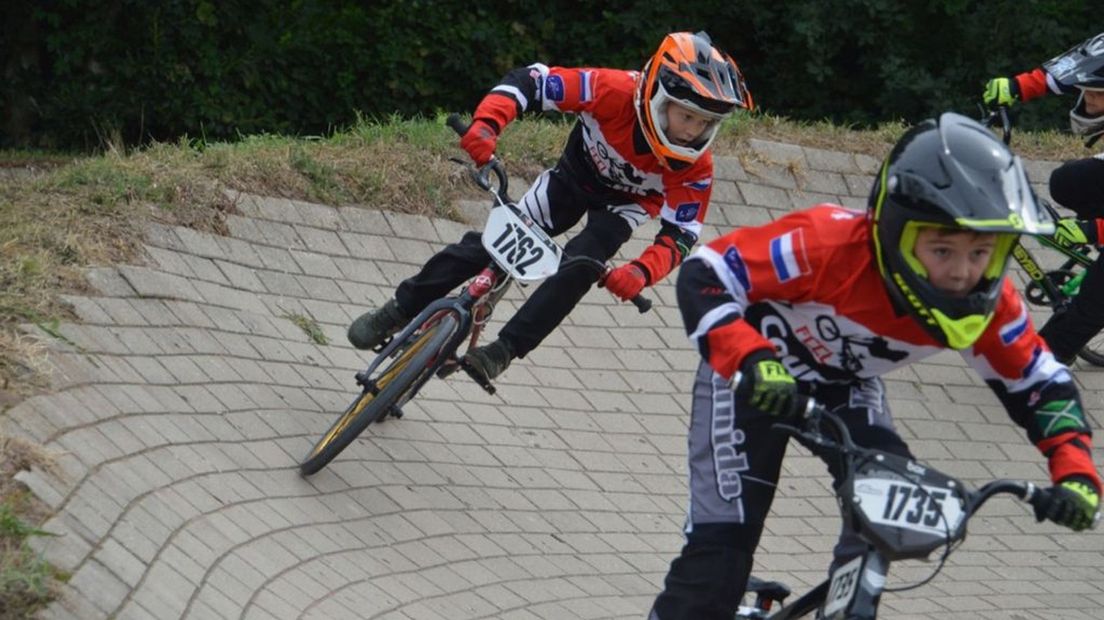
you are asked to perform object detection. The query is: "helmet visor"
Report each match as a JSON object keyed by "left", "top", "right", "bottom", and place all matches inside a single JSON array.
[{"left": 659, "top": 67, "right": 741, "bottom": 116}]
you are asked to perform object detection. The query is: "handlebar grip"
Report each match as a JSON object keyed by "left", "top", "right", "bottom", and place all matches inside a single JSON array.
[
  {"left": 629, "top": 294, "right": 652, "bottom": 313},
  {"left": 793, "top": 393, "right": 815, "bottom": 419},
  {"left": 1027, "top": 484, "right": 1053, "bottom": 517},
  {"left": 980, "top": 105, "right": 1013, "bottom": 145},
  {"left": 446, "top": 114, "right": 469, "bottom": 137}
]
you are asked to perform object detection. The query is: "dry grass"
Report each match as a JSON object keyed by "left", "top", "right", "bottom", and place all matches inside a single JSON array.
[{"left": 717, "top": 111, "right": 1091, "bottom": 162}]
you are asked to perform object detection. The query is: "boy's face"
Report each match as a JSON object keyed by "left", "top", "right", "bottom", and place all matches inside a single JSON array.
[
  {"left": 912, "top": 226, "right": 998, "bottom": 298},
  {"left": 665, "top": 101, "right": 715, "bottom": 146},
  {"left": 1082, "top": 89, "right": 1104, "bottom": 116}
]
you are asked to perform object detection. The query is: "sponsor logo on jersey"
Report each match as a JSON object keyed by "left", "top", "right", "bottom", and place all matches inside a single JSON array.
[
  {"left": 545, "top": 75, "right": 565, "bottom": 102},
  {"left": 710, "top": 373, "right": 749, "bottom": 513},
  {"left": 723, "top": 246, "right": 751, "bottom": 292},
  {"left": 999, "top": 303, "right": 1029, "bottom": 346},
  {"left": 687, "top": 178, "right": 712, "bottom": 191},
  {"left": 674, "top": 202, "right": 700, "bottom": 222},
  {"left": 769, "top": 229, "right": 812, "bottom": 283}
]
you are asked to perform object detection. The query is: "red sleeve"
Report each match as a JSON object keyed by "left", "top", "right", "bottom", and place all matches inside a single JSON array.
[
  {"left": 1040, "top": 434, "right": 1101, "bottom": 490},
  {"left": 971, "top": 281, "right": 1101, "bottom": 491},
  {"left": 540, "top": 66, "right": 614, "bottom": 114},
  {"left": 634, "top": 159, "right": 716, "bottom": 283},
  {"left": 472, "top": 93, "right": 519, "bottom": 133},
  {"left": 1014, "top": 68, "right": 1050, "bottom": 102},
  {"left": 705, "top": 321, "right": 774, "bottom": 380}
]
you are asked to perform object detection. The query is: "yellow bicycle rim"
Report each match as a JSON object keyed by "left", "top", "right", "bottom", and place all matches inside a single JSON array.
[{"left": 308, "top": 321, "right": 443, "bottom": 458}]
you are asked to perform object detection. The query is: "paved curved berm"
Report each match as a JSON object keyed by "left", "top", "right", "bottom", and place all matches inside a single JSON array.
[{"left": 6, "top": 140, "right": 1104, "bottom": 620}]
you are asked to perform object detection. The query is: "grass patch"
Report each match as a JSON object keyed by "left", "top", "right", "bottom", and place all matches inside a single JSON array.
[
  {"left": 0, "top": 436, "right": 58, "bottom": 618},
  {"left": 283, "top": 312, "right": 329, "bottom": 346},
  {"left": 0, "top": 497, "right": 59, "bottom": 620}
]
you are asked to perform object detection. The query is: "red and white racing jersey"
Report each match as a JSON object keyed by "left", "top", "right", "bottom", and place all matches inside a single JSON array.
[
  {"left": 489, "top": 64, "right": 715, "bottom": 240},
  {"left": 686, "top": 205, "right": 1053, "bottom": 385},
  {"left": 679, "top": 204, "right": 1099, "bottom": 487}
]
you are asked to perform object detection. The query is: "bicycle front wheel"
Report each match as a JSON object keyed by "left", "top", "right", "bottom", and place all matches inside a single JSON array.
[{"left": 300, "top": 313, "right": 459, "bottom": 475}]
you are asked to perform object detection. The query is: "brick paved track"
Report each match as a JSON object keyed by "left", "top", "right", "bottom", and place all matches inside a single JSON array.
[{"left": 6, "top": 140, "right": 1103, "bottom": 619}]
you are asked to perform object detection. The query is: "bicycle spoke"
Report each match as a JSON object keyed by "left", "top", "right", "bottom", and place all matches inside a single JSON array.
[{"left": 300, "top": 314, "right": 459, "bottom": 475}]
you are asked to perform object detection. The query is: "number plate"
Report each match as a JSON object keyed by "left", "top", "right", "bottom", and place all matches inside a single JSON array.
[
  {"left": 482, "top": 206, "right": 562, "bottom": 281},
  {"left": 854, "top": 477, "right": 964, "bottom": 536},
  {"left": 821, "top": 555, "right": 863, "bottom": 618}
]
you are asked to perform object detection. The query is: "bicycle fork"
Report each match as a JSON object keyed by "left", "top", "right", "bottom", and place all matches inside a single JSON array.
[{"left": 433, "top": 266, "right": 510, "bottom": 395}]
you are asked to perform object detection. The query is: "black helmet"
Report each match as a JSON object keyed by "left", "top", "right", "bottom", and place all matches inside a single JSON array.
[
  {"left": 868, "top": 112, "right": 1054, "bottom": 349},
  {"left": 1042, "top": 32, "right": 1104, "bottom": 146}
]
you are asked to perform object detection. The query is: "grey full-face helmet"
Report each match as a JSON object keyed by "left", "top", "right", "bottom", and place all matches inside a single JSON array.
[
  {"left": 868, "top": 112, "right": 1054, "bottom": 349},
  {"left": 1043, "top": 32, "right": 1104, "bottom": 146}
]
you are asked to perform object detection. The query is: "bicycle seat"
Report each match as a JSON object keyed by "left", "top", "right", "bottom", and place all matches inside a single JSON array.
[{"left": 746, "top": 576, "right": 791, "bottom": 601}]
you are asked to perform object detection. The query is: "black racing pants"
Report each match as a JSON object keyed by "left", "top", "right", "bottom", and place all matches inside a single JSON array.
[
  {"left": 649, "top": 363, "right": 913, "bottom": 620},
  {"left": 393, "top": 165, "right": 644, "bottom": 358},
  {"left": 1038, "top": 157, "right": 1104, "bottom": 361}
]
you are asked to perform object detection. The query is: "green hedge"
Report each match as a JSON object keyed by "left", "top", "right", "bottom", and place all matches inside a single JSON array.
[{"left": 2, "top": 0, "right": 1097, "bottom": 149}]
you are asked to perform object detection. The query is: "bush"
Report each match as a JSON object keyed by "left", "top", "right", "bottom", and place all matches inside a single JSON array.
[{"left": 2, "top": 0, "right": 1098, "bottom": 149}]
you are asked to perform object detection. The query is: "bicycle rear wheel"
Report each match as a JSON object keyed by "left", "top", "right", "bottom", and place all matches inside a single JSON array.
[
  {"left": 1078, "top": 333, "right": 1104, "bottom": 366},
  {"left": 299, "top": 313, "right": 459, "bottom": 475}
]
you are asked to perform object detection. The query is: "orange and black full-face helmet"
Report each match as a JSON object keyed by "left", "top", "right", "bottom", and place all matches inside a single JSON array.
[{"left": 635, "top": 31, "right": 753, "bottom": 169}]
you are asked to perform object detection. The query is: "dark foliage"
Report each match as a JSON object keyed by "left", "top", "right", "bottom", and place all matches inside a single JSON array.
[{"left": 1, "top": 0, "right": 1097, "bottom": 149}]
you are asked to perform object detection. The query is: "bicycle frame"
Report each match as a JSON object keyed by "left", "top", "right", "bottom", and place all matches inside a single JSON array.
[
  {"left": 1011, "top": 228, "right": 1094, "bottom": 310},
  {"left": 357, "top": 281, "right": 486, "bottom": 392}
]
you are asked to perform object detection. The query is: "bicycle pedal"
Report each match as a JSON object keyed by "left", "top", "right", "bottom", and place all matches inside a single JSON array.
[
  {"left": 459, "top": 359, "right": 497, "bottom": 395},
  {"left": 436, "top": 357, "right": 461, "bottom": 379},
  {"left": 354, "top": 371, "right": 376, "bottom": 390}
]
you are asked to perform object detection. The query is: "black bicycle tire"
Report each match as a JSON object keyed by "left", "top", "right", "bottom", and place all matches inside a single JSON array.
[
  {"left": 299, "top": 314, "right": 459, "bottom": 475},
  {"left": 1078, "top": 338, "right": 1104, "bottom": 366}
]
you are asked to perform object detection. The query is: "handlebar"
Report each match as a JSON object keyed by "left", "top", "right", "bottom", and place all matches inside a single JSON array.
[
  {"left": 979, "top": 104, "right": 1013, "bottom": 145},
  {"left": 780, "top": 395, "right": 1060, "bottom": 523},
  {"left": 446, "top": 113, "right": 653, "bottom": 314},
  {"left": 564, "top": 256, "right": 653, "bottom": 313}
]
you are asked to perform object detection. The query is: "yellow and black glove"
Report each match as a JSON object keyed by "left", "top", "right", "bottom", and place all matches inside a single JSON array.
[
  {"left": 982, "top": 76, "right": 1020, "bottom": 109},
  {"left": 734, "top": 351, "right": 797, "bottom": 418},
  {"left": 1052, "top": 218, "right": 1099, "bottom": 249},
  {"left": 1035, "top": 476, "right": 1100, "bottom": 532}
]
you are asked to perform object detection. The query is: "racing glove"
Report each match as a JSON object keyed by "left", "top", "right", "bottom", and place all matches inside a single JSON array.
[
  {"left": 734, "top": 350, "right": 798, "bottom": 417},
  {"left": 982, "top": 76, "right": 1020, "bottom": 109},
  {"left": 1035, "top": 476, "right": 1100, "bottom": 532},
  {"left": 1052, "top": 218, "right": 1099, "bottom": 249},
  {"left": 604, "top": 263, "right": 647, "bottom": 301},
  {"left": 460, "top": 120, "right": 498, "bottom": 166},
  {"left": 460, "top": 92, "right": 521, "bottom": 166}
]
